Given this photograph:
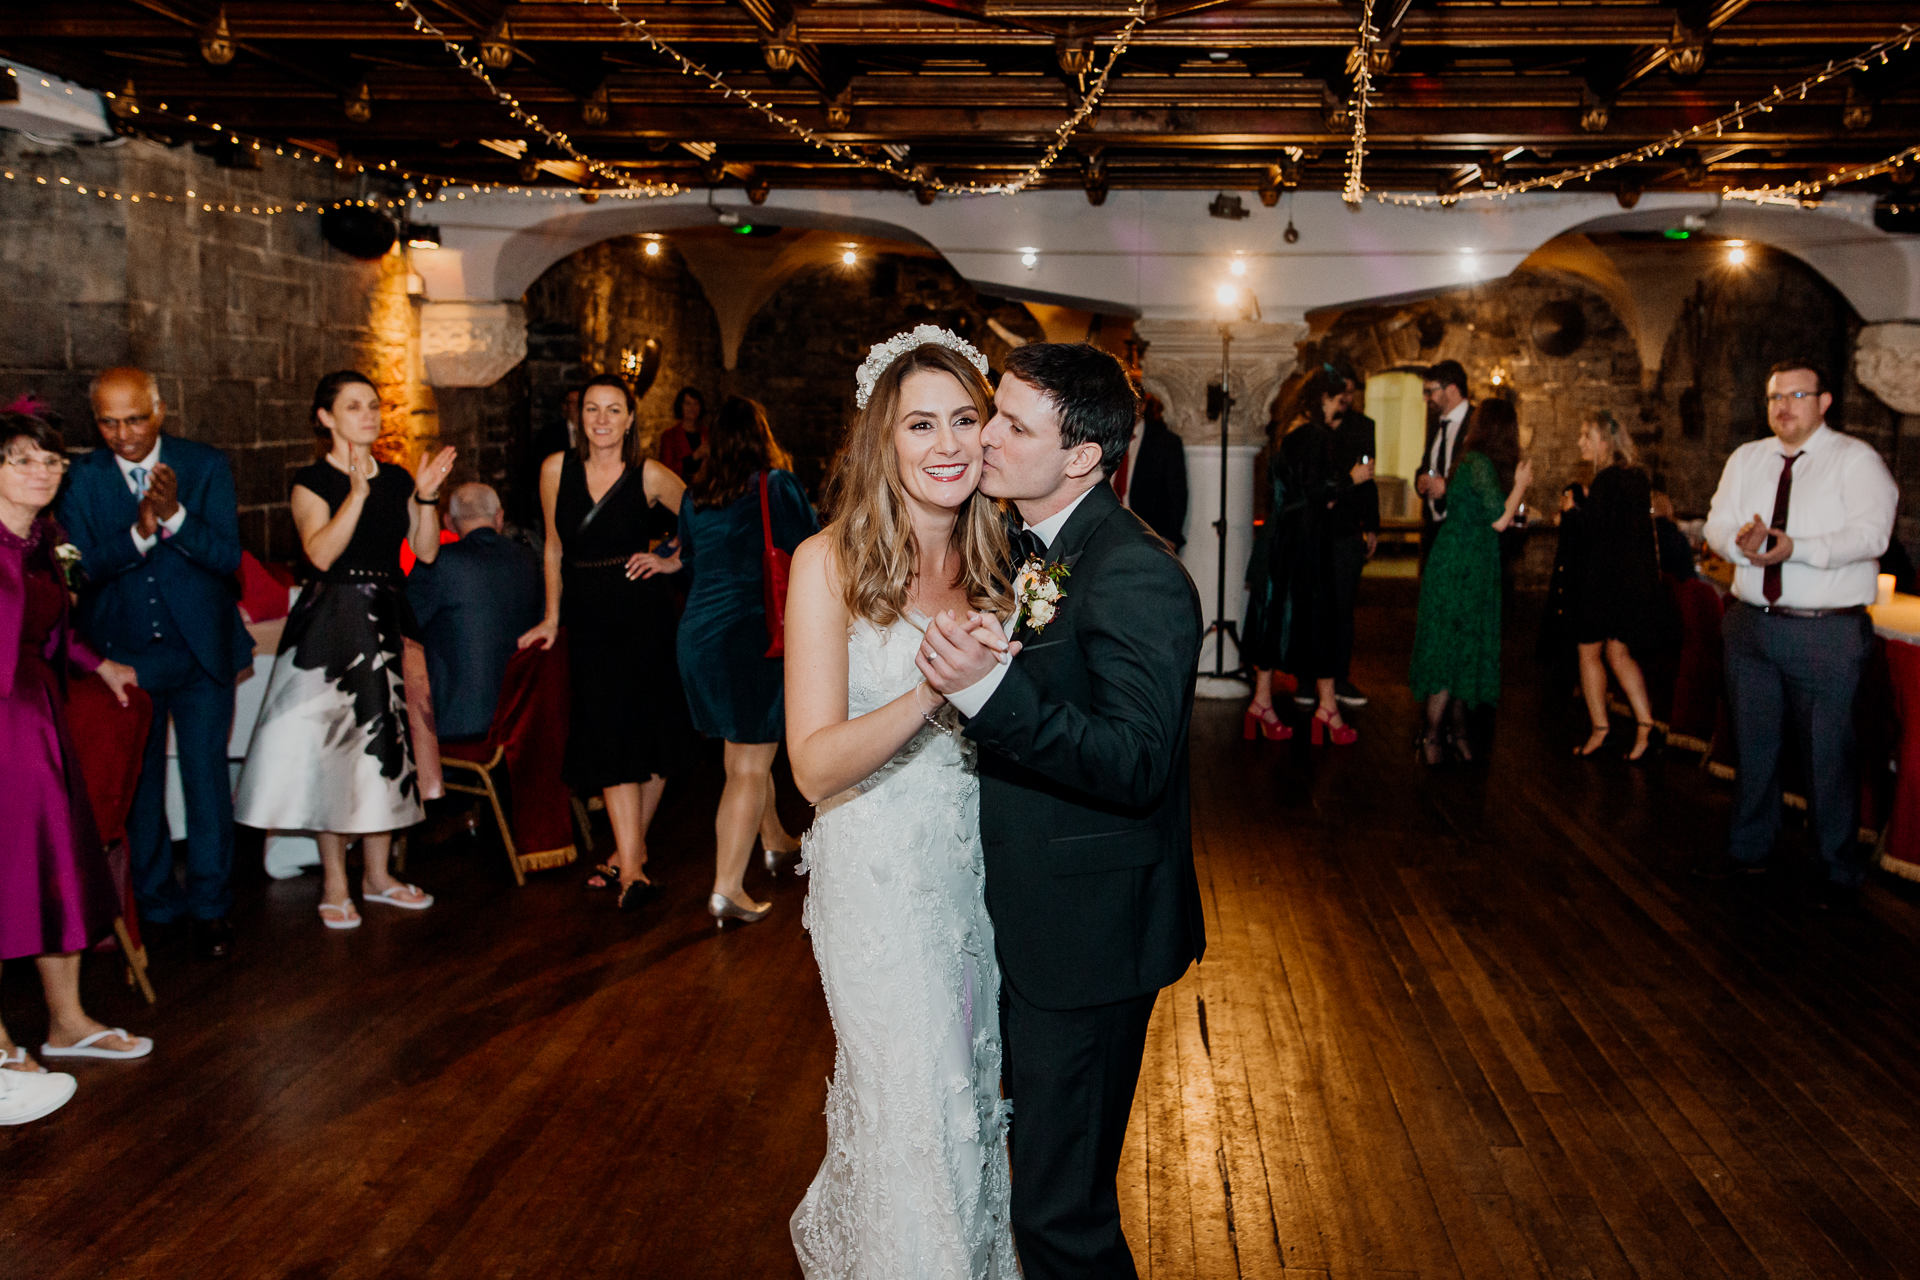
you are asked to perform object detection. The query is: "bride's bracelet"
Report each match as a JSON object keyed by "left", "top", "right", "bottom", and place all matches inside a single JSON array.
[{"left": 915, "top": 681, "right": 951, "bottom": 734}]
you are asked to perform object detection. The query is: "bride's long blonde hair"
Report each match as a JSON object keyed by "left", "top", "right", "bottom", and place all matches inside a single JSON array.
[{"left": 823, "top": 343, "right": 1013, "bottom": 627}]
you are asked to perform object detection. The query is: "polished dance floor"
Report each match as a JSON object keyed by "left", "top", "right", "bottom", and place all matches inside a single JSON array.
[{"left": 8, "top": 581, "right": 1920, "bottom": 1279}]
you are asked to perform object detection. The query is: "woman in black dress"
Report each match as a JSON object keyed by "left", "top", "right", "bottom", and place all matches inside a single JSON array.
[
  {"left": 1242, "top": 365, "right": 1374, "bottom": 745},
  {"left": 1571, "top": 411, "right": 1663, "bottom": 760},
  {"left": 520, "top": 374, "right": 692, "bottom": 909},
  {"left": 234, "top": 371, "right": 454, "bottom": 929}
]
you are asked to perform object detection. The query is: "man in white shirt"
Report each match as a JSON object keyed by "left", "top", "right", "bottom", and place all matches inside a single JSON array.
[
  {"left": 1700, "top": 360, "right": 1898, "bottom": 908},
  {"left": 1415, "top": 359, "right": 1472, "bottom": 561}
]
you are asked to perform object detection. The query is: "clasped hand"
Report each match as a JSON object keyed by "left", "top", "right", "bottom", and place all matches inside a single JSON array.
[
  {"left": 135, "top": 464, "right": 180, "bottom": 538},
  {"left": 1734, "top": 514, "right": 1793, "bottom": 566},
  {"left": 915, "top": 610, "right": 1022, "bottom": 698}
]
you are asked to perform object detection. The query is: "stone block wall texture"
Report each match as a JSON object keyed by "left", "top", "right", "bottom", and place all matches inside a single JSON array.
[
  {"left": 0, "top": 134, "right": 502, "bottom": 564},
  {"left": 1303, "top": 246, "right": 1909, "bottom": 577}
]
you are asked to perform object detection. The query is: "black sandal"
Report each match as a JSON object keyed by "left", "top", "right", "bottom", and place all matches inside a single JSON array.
[
  {"left": 1626, "top": 721, "right": 1657, "bottom": 762},
  {"left": 1575, "top": 722, "right": 1610, "bottom": 757},
  {"left": 585, "top": 862, "right": 621, "bottom": 890}
]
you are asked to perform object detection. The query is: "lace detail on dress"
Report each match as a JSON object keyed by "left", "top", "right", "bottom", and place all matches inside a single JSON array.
[{"left": 790, "top": 617, "right": 1016, "bottom": 1280}]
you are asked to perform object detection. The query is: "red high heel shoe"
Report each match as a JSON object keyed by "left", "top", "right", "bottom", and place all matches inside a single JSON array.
[
  {"left": 1311, "top": 708, "right": 1357, "bottom": 746},
  {"left": 1243, "top": 703, "right": 1294, "bottom": 741}
]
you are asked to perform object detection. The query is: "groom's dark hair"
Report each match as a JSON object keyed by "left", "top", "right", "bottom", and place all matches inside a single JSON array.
[{"left": 1001, "top": 342, "right": 1140, "bottom": 478}]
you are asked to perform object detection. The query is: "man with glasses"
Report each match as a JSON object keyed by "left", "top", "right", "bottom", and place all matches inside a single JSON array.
[
  {"left": 57, "top": 368, "right": 251, "bottom": 958},
  {"left": 1700, "top": 360, "right": 1898, "bottom": 909}
]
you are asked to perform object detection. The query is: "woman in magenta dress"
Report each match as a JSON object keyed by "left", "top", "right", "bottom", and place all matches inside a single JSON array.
[{"left": 0, "top": 412, "right": 153, "bottom": 1078}]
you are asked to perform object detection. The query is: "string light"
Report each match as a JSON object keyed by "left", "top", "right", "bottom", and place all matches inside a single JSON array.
[
  {"left": 1343, "top": 0, "right": 1377, "bottom": 205},
  {"left": 588, "top": 0, "right": 1146, "bottom": 196},
  {"left": 1372, "top": 24, "right": 1915, "bottom": 207},
  {"left": 1721, "top": 143, "right": 1920, "bottom": 206}
]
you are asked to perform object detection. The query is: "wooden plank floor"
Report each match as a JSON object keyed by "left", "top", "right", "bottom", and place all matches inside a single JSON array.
[{"left": 8, "top": 579, "right": 1920, "bottom": 1278}]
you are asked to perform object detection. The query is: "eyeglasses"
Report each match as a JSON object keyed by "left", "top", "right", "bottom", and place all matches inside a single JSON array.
[
  {"left": 95, "top": 413, "right": 152, "bottom": 430},
  {"left": 3, "top": 455, "right": 71, "bottom": 474},
  {"left": 1765, "top": 391, "right": 1819, "bottom": 404}
]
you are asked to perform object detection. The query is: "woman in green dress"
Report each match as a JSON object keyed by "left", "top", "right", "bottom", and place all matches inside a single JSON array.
[{"left": 1409, "top": 397, "right": 1533, "bottom": 764}]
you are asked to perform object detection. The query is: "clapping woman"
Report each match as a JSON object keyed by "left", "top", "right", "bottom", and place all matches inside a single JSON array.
[
  {"left": 234, "top": 372, "right": 454, "bottom": 929},
  {"left": 1570, "top": 411, "right": 1663, "bottom": 760},
  {"left": 677, "top": 397, "right": 817, "bottom": 926},
  {"left": 519, "top": 374, "right": 694, "bottom": 909},
  {"left": 1, "top": 411, "right": 150, "bottom": 1089},
  {"left": 1408, "top": 398, "right": 1533, "bottom": 764}
]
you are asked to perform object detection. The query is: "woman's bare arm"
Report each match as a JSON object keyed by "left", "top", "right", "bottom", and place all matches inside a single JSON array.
[
  {"left": 517, "top": 453, "right": 566, "bottom": 649},
  {"left": 292, "top": 480, "right": 362, "bottom": 573}
]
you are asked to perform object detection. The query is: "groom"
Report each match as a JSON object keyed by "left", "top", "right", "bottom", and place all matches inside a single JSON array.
[{"left": 919, "top": 342, "right": 1206, "bottom": 1278}]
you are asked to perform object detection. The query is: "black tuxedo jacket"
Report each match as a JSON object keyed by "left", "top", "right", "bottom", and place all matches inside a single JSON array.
[
  {"left": 965, "top": 482, "right": 1207, "bottom": 1011},
  {"left": 1127, "top": 419, "right": 1190, "bottom": 551}
]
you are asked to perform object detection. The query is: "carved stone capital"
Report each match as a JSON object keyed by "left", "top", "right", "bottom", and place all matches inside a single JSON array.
[
  {"left": 420, "top": 301, "right": 528, "bottom": 388},
  {"left": 1135, "top": 319, "right": 1308, "bottom": 445},
  {"left": 1855, "top": 323, "right": 1920, "bottom": 416}
]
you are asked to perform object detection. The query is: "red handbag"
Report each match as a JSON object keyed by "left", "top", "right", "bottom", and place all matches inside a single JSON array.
[{"left": 760, "top": 470, "right": 791, "bottom": 658}]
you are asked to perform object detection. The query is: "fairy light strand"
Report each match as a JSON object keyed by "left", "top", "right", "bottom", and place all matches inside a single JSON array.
[
  {"left": 1371, "top": 24, "right": 1916, "bottom": 207},
  {"left": 1343, "top": 0, "right": 1377, "bottom": 205},
  {"left": 1721, "top": 142, "right": 1920, "bottom": 206},
  {"left": 586, "top": 0, "right": 1146, "bottom": 196}
]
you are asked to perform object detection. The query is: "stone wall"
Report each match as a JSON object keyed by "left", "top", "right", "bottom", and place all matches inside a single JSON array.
[{"left": 0, "top": 133, "right": 487, "bottom": 563}]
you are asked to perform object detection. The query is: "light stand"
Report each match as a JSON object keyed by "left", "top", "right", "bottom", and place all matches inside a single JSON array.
[{"left": 1200, "top": 286, "right": 1259, "bottom": 685}]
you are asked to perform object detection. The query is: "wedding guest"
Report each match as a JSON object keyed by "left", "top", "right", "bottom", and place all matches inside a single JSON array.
[
  {"left": 0, "top": 411, "right": 153, "bottom": 1074},
  {"left": 233, "top": 372, "right": 454, "bottom": 930},
  {"left": 1115, "top": 393, "right": 1188, "bottom": 551},
  {"left": 1699, "top": 360, "right": 1897, "bottom": 909},
  {"left": 1409, "top": 398, "right": 1533, "bottom": 764},
  {"left": 1326, "top": 368, "right": 1379, "bottom": 707},
  {"left": 1650, "top": 491, "right": 1698, "bottom": 580},
  {"left": 1538, "top": 481, "right": 1590, "bottom": 690},
  {"left": 657, "top": 386, "right": 707, "bottom": 481},
  {"left": 405, "top": 483, "right": 543, "bottom": 742},
  {"left": 56, "top": 368, "right": 251, "bottom": 960},
  {"left": 1570, "top": 412, "right": 1663, "bottom": 760},
  {"left": 677, "top": 396, "right": 816, "bottom": 926},
  {"left": 1415, "top": 359, "right": 1474, "bottom": 563},
  {"left": 519, "top": 375, "right": 694, "bottom": 908},
  {"left": 1242, "top": 366, "right": 1373, "bottom": 744}
]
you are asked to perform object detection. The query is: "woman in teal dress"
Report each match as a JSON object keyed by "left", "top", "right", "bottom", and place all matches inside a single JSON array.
[
  {"left": 676, "top": 396, "right": 817, "bottom": 927},
  {"left": 1409, "top": 397, "right": 1533, "bottom": 764}
]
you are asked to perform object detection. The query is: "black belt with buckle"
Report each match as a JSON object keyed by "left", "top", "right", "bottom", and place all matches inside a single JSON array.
[{"left": 1739, "top": 601, "right": 1868, "bottom": 619}]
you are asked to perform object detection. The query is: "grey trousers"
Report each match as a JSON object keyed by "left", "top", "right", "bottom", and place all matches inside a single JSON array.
[{"left": 1722, "top": 602, "right": 1874, "bottom": 885}]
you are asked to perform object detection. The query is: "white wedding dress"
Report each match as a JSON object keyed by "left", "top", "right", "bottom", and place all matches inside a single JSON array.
[{"left": 791, "top": 615, "right": 1017, "bottom": 1279}]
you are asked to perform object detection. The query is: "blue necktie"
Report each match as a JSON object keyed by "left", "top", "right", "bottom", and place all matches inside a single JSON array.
[{"left": 129, "top": 465, "right": 150, "bottom": 496}]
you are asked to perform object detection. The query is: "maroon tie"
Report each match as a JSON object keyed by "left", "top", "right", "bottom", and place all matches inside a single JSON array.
[{"left": 1762, "top": 452, "right": 1799, "bottom": 604}]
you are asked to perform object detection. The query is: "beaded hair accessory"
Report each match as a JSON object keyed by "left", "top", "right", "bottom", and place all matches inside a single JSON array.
[{"left": 854, "top": 325, "right": 990, "bottom": 409}]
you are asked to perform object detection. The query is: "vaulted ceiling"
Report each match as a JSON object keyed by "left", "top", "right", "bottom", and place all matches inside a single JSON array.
[{"left": 4, "top": 1, "right": 1916, "bottom": 202}]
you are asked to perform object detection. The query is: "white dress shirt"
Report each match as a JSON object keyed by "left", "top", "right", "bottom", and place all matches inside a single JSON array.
[
  {"left": 1425, "top": 400, "right": 1469, "bottom": 521},
  {"left": 1703, "top": 423, "right": 1896, "bottom": 609},
  {"left": 944, "top": 485, "right": 1097, "bottom": 718},
  {"left": 114, "top": 440, "right": 188, "bottom": 554}
]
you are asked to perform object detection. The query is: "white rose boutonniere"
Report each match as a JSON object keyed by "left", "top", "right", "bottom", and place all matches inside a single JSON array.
[
  {"left": 53, "top": 542, "right": 84, "bottom": 590},
  {"left": 1011, "top": 556, "right": 1070, "bottom": 632}
]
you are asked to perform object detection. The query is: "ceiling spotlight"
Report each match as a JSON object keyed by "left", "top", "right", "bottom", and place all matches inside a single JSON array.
[
  {"left": 1215, "top": 283, "right": 1240, "bottom": 308},
  {"left": 841, "top": 248, "right": 858, "bottom": 265},
  {"left": 644, "top": 240, "right": 661, "bottom": 257},
  {"left": 1726, "top": 244, "right": 1747, "bottom": 264},
  {"left": 1019, "top": 248, "right": 1038, "bottom": 268},
  {"left": 1229, "top": 257, "right": 1247, "bottom": 276}
]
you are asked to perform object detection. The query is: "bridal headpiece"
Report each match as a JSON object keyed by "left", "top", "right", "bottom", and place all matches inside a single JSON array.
[{"left": 854, "top": 325, "right": 989, "bottom": 410}]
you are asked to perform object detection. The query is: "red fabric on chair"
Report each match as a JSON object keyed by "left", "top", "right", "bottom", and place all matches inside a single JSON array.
[
  {"left": 1666, "top": 577, "right": 1726, "bottom": 744},
  {"left": 1875, "top": 637, "right": 1920, "bottom": 880},
  {"left": 441, "top": 631, "right": 574, "bottom": 867},
  {"left": 65, "top": 679, "right": 154, "bottom": 954},
  {"left": 236, "top": 550, "right": 291, "bottom": 624}
]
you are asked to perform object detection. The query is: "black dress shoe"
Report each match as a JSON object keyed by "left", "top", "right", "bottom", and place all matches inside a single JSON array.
[{"left": 192, "top": 918, "right": 235, "bottom": 960}]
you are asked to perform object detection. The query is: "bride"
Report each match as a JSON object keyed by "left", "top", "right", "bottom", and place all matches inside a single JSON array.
[{"left": 784, "top": 330, "right": 1020, "bottom": 1278}]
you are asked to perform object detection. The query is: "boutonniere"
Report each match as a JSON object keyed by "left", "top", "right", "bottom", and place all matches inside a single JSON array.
[
  {"left": 1011, "top": 556, "right": 1069, "bottom": 632},
  {"left": 52, "top": 542, "right": 84, "bottom": 590}
]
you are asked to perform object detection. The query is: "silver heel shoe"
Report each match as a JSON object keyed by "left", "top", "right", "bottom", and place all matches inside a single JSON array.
[
  {"left": 763, "top": 843, "right": 800, "bottom": 876},
  {"left": 709, "top": 892, "right": 771, "bottom": 929}
]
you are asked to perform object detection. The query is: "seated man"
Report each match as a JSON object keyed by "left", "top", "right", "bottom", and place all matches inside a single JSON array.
[{"left": 405, "top": 483, "right": 545, "bottom": 742}]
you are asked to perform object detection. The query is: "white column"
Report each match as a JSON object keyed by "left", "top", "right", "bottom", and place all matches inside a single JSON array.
[{"left": 1136, "top": 319, "right": 1306, "bottom": 694}]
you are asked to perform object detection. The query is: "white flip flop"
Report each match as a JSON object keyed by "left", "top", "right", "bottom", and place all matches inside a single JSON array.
[
  {"left": 319, "top": 901, "right": 362, "bottom": 930},
  {"left": 364, "top": 884, "right": 434, "bottom": 911},
  {"left": 2, "top": 1046, "right": 46, "bottom": 1073},
  {"left": 40, "top": 1029, "right": 153, "bottom": 1061}
]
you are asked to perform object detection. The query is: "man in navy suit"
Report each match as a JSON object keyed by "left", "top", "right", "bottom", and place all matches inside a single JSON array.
[
  {"left": 405, "top": 482, "right": 544, "bottom": 742},
  {"left": 58, "top": 368, "right": 251, "bottom": 960}
]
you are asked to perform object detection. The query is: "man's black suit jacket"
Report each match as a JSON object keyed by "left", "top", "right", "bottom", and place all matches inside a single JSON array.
[
  {"left": 1127, "top": 419, "right": 1189, "bottom": 551},
  {"left": 404, "top": 527, "right": 545, "bottom": 741},
  {"left": 964, "top": 482, "right": 1207, "bottom": 1012}
]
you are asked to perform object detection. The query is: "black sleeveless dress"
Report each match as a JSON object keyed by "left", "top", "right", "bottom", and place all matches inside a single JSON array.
[{"left": 556, "top": 454, "right": 693, "bottom": 791}]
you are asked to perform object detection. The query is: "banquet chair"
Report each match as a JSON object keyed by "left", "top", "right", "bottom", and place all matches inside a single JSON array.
[
  {"left": 66, "top": 677, "right": 158, "bottom": 1004},
  {"left": 439, "top": 632, "right": 576, "bottom": 884}
]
